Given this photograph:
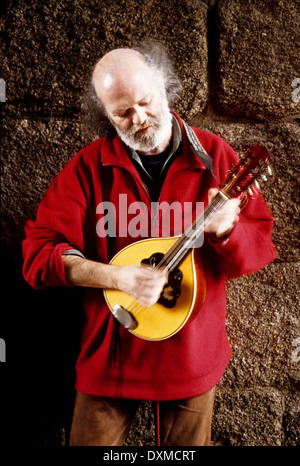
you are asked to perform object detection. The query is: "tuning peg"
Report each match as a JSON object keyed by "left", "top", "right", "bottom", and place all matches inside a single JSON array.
[
  {"left": 267, "top": 166, "right": 272, "bottom": 175},
  {"left": 254, "top": 180, "right": 260, "bottom": 189},
  {"left": 248, "top": 187, "right": 253, "bottom": 195},
  {"left": 261, "top": 174, "right": 267, "bottom": 181}
]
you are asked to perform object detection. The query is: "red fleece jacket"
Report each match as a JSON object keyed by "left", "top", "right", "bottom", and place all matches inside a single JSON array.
[{"left": 22, "top": 113, "right": 276, "bottom": 400}]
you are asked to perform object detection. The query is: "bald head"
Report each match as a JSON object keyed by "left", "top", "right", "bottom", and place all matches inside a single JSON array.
[
  {"left": 92, "top": 48, "right": 161, "bottom": 106},
  {"left": 93, "top": 48, "right": 147, "bottom": 82}
]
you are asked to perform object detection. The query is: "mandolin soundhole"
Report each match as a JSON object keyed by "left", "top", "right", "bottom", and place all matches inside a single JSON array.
[{"left": 141, "top": 253, "right": 183, "bottom": 308}]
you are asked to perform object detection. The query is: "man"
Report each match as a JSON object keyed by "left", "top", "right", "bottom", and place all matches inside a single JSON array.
[{"left": 22, "top": 42, "right": 276, "bottom": 446}]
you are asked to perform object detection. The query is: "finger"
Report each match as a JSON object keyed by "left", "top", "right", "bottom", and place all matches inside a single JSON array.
[
  {"left": 140, "top": 265, "right": 168, "bottom": 280},
  {"left": 207, "top": 187, "right": 219, "bottom": 204},
  {"left": 226, "top": 198, "right": 240, "bottom": 208}
]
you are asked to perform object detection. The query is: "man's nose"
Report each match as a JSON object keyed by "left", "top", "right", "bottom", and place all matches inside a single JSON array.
[{"left": 132, "top": 106, "right": 147, "bottom": 126}]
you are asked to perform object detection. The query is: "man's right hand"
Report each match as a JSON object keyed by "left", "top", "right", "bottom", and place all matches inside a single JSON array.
[
  {"left": 62, "top": 255, "right": 168, "bottom": 308},
  {"left": 113, "top": 264, "right": 168, "bottom": 308}
]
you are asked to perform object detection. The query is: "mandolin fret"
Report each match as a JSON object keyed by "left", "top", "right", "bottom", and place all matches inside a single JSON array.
[{"left": 157, "top": 192, "right": 228, "bottom": 272}]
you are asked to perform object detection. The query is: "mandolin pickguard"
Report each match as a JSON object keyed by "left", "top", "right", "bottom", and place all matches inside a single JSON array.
[
  {"left": 104, "top": 236, "right": 206, "bottom": 341},
  {"left": 141, "top": 252, "right": 183, "bottom": 308}
]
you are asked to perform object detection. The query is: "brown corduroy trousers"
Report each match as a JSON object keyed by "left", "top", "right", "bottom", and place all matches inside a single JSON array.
[{"left": 69, "top": 387, "right": 215, "bottom": 446}]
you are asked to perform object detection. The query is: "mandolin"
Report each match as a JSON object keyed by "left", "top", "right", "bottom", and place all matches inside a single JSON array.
[{"left": 104, "top": 145, "right": 272, "bottom": 341}]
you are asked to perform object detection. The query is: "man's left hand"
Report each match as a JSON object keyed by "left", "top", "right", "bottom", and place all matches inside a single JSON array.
[{"left": 205, "top": 188, "right": 241, "bottom": 238}]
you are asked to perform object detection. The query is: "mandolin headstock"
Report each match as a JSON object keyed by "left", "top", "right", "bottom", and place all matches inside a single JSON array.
[{"left": 221, "top": 145, "right": 273, "bottom": 198}]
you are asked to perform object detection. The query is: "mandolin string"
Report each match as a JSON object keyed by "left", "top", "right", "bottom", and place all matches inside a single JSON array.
[
  {"left": 125, "top": 195, "right": 227, "bottom": 317},
  {"left": 156, "top": 195, "right": 224, "bottom": 268},
  {"left": 124, "top": 233, "right": 192, "bottom": 317},
  {"left": 125, "top": 217, "right": 201, "bottom": 316},
  {"left": 125, "top": 206, "right": 208, "bottom": 316},
  {"left": 126, "top": 196, "right": 228, "bottom": 317},
  {"left": 159, "top": 194, "right": 227, "bottom": 268}
]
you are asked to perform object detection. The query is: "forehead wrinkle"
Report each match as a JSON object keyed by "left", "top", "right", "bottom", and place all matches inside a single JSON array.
[
  {"left": 112, "top": 93, "right": 151, "bottom": 114},
  {"left": 97, "top": 70, "right": 155, "bottom": 114}
]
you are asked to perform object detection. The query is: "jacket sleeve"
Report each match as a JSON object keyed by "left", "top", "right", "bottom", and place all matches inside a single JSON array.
[
  {"left": 200, "top": 131, "right": 276, "bottom": 279},
  {"left": 22, "top": 152, "right": 94, "bottom": 290},
  {"left": 207, "top": 191, "right": 276, "bottom": 279}
]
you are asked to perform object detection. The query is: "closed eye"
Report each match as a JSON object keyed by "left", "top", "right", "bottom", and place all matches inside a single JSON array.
[
  {"left": 113, "top": 96, "right": 152, "bottom": 118},
  {"left": 116, "top": 110, "right": 130, "bottom": 118},
  {"left": 112, "top": 107, "right": 132, "bottom": 118},
  {"left": 139, "top": 96, "right": 152, "bottom": 106}
]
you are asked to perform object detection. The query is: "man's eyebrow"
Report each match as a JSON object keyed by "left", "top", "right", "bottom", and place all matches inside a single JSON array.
[
  {"left": 112, "top": 107, "right": 128, "bottom": 114},
  {"left": 139, "top": 94, "right": 151, "bottom": 103},
  {"left": 113, "top": 95, "right": 151, "bottom": 114}
]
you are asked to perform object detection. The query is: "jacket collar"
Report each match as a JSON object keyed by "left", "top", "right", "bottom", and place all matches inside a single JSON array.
[
  {"left": 100, "top": 111, "right": 207, "bottom": 174},
  {"left": 128, "top": 115, "right": 182, "bottom": 179}
]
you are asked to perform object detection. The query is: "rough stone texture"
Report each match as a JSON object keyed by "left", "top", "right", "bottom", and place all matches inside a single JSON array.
[
  {"left": 194, "top": 119, "right": 300, "bottom": 263},
  {"left": 1, "top": 0, "right": 299, "bottom": 448},
  {"left": 212, "top": 388, "right": 284, "bottom": 446},
  {"left": 0, "top": 0, "right": 208, "bottom": 120},
  {"left": 283, "top": 391, "right": 300, "bottom": 446},
  {"left": 211, "top": 0, "right": 300, "bottom": 119},
  {"left": 1, "top": 117, "right": 86, "bottom": 256},
  {"left": 125, "top": 401, "right": 156, "bottom": 446},
  {"left": 224, "top": 263, "right": 299, "bottom": 390}
]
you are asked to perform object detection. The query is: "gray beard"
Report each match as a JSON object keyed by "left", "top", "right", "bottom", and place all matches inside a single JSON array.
[{"left": 114, "top": 104, "right": 172, "bottom": 153}]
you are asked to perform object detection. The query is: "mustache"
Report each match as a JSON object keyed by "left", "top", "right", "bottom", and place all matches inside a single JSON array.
[{"left": 130, "top": 118, "right": 160, "bottom": 136}]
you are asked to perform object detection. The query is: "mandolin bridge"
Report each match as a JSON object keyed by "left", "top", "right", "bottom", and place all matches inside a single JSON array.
[{"left": 141, "top": 252, "right": 183, "bottom": 308}]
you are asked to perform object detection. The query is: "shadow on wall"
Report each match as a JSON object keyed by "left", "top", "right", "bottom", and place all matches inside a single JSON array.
[{"left": 1, "top": 248, "right": 83, "bottom": 446}]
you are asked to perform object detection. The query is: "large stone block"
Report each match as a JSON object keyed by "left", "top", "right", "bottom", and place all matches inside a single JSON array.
[
  {"left": 1, "top": 117, "right": 86, "bottom": 255},
  {"left": 193, "top": 119, "right": 300, "bottom": 263},
  {"left": 212, "top": 388, "right": 283, "bottom": 445},
  {"left": 224, "top": 262, "right": 299, "bottom": 390},
  {"left": 1, "top": 0, "right": 208, "bottom": 120},
  {"left": 211, "top": 0, "right": 300, "bottom": 118}
]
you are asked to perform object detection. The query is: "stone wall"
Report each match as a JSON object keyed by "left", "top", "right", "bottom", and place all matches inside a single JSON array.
[{"left": 1, "top": 0, "right": 299, "bottom": 447}]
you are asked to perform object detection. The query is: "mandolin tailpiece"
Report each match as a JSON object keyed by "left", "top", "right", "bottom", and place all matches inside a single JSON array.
[{"left": 112, "top": 304, "right": 138, "bottom": 330}]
